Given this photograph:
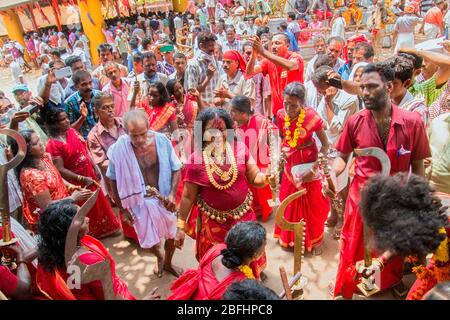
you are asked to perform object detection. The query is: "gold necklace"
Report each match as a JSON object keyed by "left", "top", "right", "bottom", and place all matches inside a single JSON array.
[{"left": 203, "top": 143, "right": 238, "bottom": 190}]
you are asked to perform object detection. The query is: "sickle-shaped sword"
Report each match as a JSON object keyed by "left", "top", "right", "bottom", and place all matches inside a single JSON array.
[
  {"left": 0, "top": 128, "right": 26, "bottom": 247},
  {"left": 275, "top": 188, "right": 308, "bottom": 298},
  {"left": 354, "top": 147, "right": 391, "bottom": 297}
]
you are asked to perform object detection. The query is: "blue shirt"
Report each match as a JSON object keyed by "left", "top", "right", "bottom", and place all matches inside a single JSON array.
[
  {"left": 127, "top": 48, "right": 141, "bottom": 73},
  {"left": 338, "top": 63, "right": 352, "bottom": 81},
  {"left": 284, "top": 30, "right": 299, "bottom": 52},
  {"left": 64, "top": 90, "right": 101, "bottom": 138}
]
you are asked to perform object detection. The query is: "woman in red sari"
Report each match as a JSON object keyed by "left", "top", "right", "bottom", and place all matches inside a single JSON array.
[
  {"left": 274, "top": 82, "right": 330, "bottom": 255},
  {"left": 168, "top": 221, "right": 266, "bottom": 300},
  {"left": 10, "top": 130, "right": 92, "bottom": 231},
  {"left": 44, "top": 107, "right": 121, "bottom": 239},
  {"left": 175, "top": 108, "right": 275, "bottom": 278},
  {"left": 166, "top": 79, "right": 203, "bottom": 203},
  {"left": 138, "top": 82, "right": 178, "bottom": 136},
  {"left": 359, "top": 173, "right": 449, "bottom": 300},
  {"left": 35, "top": 199, "right": 149, "bottom": 300}
]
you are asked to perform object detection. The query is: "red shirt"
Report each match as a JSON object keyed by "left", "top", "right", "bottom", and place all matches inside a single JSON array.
[
  {"left": 336, "top": 104, "right": 430, "bottom": 179},
  {"left": 260, "top": 51, "right": 304, "bottom": 117},
  {"left": 0, "top": 266, "right": 19, "bottom": 297}
]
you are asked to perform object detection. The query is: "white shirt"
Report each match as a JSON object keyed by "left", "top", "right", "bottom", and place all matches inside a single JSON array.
[
  {"left": 305, "top": 80, "right": 322, "bottom": 111},
  {"left": 331, "top": 17, "right": 346, "bottom": 39},
  {"left": 305, "top": 55, "right": 318, "bottom": 82},
  {"left": 10, "top": 61, "right": 23, "bottom": 84},
  {"left": 174, "top": 16, "right": 183, "bottom": 29},
  {"left": 37, "top": 74, "right": 67, "bottom": 105}
]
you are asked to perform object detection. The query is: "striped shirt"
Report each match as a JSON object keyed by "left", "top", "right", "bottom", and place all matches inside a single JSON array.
[
  {"left": 409, "top": 75, "right": 447, "bottom": 107},
  {"left": 184, "top": 50, "right": 219, "bottom": 106}
]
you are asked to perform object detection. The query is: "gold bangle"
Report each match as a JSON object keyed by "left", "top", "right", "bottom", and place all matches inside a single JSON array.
[{"left": 177, "top": 219, "right": 185, "bottom": 229}]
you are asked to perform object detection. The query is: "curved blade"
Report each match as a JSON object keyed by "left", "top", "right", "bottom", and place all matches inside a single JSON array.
[
  {"left": 0, "top": 128, "right": 26, "bottom": 172},
  {"left": 275, "top": 188, "right": 307, "bottom": 274},
  {"left": 354, "top": 147, "right": 391, "bottom": 177},
  {"left": 64, "top": 189, "right": 99, "bottom": 266}
]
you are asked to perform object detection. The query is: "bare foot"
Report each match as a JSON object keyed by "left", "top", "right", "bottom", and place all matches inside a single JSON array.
[
  {"left": 163, "top": 264, "right": 184, "bottom": 277},
  {"left": 153, "top": 258, "right": 164, "bottom": 278},
  {"left": 326, "top": 216, "right": 337, "bottom": 227}
]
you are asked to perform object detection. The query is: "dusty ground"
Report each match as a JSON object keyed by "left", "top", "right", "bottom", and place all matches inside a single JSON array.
[{"left": 0, "top": 31, "right": 430, "bottom": 300}]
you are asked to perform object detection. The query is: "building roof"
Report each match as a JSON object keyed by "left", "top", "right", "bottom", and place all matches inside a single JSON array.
[{"left": 0, "top": 0, "right": 32, "bottom": 11}]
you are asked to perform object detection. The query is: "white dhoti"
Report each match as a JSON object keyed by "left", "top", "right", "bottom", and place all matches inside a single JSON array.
[
  {"left": 395, "top": 32, "right": 414, "bottom": 53},
  {"left": 424, "top": 23, "right": 440, "bottom": 40},
  {"left": 131, "top": 197, "right": 177, "bottom": 249}
]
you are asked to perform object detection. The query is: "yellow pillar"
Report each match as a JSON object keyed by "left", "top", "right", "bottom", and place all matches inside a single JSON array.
[
  {"left": 1, "top": 9, "right": 29, "bottom": 61},
  {"left": 173, "top": 0, "right": 188, "bottom": 13},
  {"left": 77, "top": 0, "right": 106, "bottom": 65}
]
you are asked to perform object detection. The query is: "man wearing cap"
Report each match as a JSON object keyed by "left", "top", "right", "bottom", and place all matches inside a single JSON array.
[
  {"left": 5, "top": 85, "right": 48, "bottom": 145},
  {"left": 393, "top": 3, "right": 422, "bottom": 53},
  {"left": 214, "top": 50, "right": 256, "bottom": 111}
]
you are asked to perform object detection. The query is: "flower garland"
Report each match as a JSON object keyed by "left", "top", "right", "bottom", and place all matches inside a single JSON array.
[
  {"left": 407, "top": 228, "right": 449, "bottom": 299},
  {"left": 238, "top": 265, "right": 255, "bottom": 279},
  {"left": 284, "top": 109, "right": 306, "bottom": 149}
]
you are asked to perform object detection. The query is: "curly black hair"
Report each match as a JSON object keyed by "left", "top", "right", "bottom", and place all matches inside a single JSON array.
[
  {"left": 223, "top": 279, "right": 280, "bottom": 300},
  {"left": 194, "top": 107, "right": 234, "bottom": 151},
  {"left": 221, "top": 221, "right": 266, "bottom": 269},
  {"left": 360, "top": 173, "right": 448, "bottom": 257},
  {"left": 37, "top": 199, "right": 78, "bottom": 272}
]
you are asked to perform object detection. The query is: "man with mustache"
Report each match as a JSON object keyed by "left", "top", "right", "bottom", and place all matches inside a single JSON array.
[
  {"left": 64, "top": 70, "right": 102, "bottom": 138},
  {"left": 102, "top": 62, "right": 131, "bottom": 118},
  {"left": 325, "top": 62, "right": 431, "bottom": 299},
  {"left": 246, "top": 33, "right": 304, "bottom": 122},
  {"left": 213, "top": 50, "right": 255, "bottom": 112}
]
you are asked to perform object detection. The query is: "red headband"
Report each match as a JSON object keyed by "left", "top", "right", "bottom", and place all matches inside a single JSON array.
[{"left": 342, "top": 34, "right": 370, "bottom": 63}]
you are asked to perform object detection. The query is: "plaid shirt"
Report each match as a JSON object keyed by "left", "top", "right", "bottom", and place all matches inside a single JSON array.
[
  {"left": 64, "top": 90, "right": 101, "bottom": 138},
  {"left": 184, "top": 50, "right": 219, "bottom": 106},
  {"left": 157, "top": 60, "right": 176, "bottom": 76}
]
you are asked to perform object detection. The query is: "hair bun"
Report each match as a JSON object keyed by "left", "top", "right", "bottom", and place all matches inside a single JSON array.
[{"left": 221, "top": 248, "right": 242, "bottom": 269}]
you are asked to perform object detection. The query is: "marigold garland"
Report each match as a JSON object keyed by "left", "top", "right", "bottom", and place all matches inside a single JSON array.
[
  {"left": 238, "top": 265, "right": 255, "bottom": 279},
  {"left": 284, "top": 109, "right": 306, "bottom": 149}
]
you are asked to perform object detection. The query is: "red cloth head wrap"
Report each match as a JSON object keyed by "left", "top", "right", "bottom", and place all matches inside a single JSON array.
[
  {"left": 342, "top": 34, "right": 370, "bottom": 63},
  {"left": 223, "top": 50, "right": 248, "bottom": 77}
]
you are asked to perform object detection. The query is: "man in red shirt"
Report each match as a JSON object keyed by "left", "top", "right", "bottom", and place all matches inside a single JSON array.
[
  {"left": 246, "top": 33, "right": 304, "bottom": 122},
  {"left": 326, "top": 62, "right": 431, "bottom": 299}
]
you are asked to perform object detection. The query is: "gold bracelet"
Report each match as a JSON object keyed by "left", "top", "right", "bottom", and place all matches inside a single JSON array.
[{"left": 177, "top": 219, "right": 186, "bottom": 229}]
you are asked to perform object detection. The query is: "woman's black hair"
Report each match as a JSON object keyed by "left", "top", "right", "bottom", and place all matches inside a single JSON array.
[
  {"left": 37, "top": 199, "right": 77, "bottom": 272},
  {"left": 166, "top": 78, "right": 181, "bottom": 98},
  {"left": 360, "top": 173, "right": 448, "bottom": 257},
  {"left": 221, "top": 221, "right": 266, "bottom": 269},
  {"left": 195, "top": 107, "right": 234, "bottom": 151},
  {"left": 148, "top": 82, "right": 171, "bottom": 106},
  {"left": 9, "top": 130, "right": 38, "bottom": 181},
  {"left": 43, "top": 106, "right": 66, "bottom": 137},
  {"left": 223, "top": 279, "right": 280, "bottom": 300}
]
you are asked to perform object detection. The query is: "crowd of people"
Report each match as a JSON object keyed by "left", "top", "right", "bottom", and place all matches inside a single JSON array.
[{"left": 0, "top": 0, "right": 449, "bottom": 301}]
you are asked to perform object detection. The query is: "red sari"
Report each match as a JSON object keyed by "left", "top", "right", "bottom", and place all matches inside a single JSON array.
[
  {"left": 20, "top": 153, "right": 69, "bottom": 228},
  {"left": 167, "top": 243, "right": 247, "bottom": 300},
  {"left": 237, "top": 114, "right": 274, "bottom": 222},
  {"left": 274, "top": 108, "right": 330, "bottom": 251},
  {"left": 46, "top": 128, "right": 120, "bottom": 239},
  {"left": 141, "top": 101, "right": 176, "bottom": 133},
  {"left": 36, "top": 235, "right": 135, "bottom": 300},
  {"left": 184, "top": 142, "right": 266, "bottom": 278}
]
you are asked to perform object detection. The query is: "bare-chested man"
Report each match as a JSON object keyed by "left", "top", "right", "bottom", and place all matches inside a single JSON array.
[{"left": 107, "top": 109, "right": 182, "bottom": 277}]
